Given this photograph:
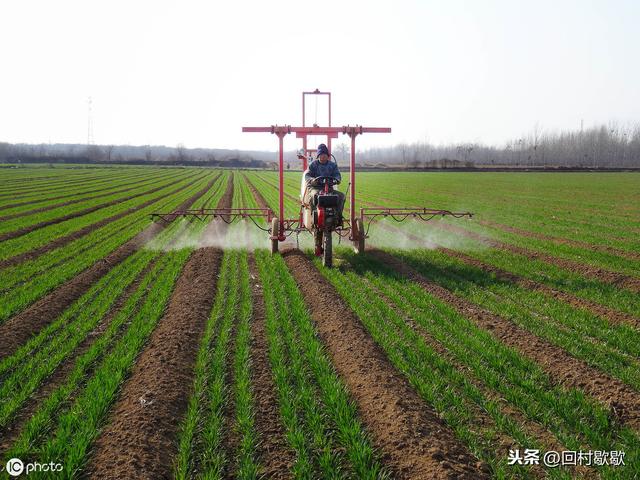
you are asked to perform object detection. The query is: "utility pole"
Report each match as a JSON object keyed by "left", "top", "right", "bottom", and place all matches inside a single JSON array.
[{"left": 87, "top": 97, "right": 94, "bottom": 145}]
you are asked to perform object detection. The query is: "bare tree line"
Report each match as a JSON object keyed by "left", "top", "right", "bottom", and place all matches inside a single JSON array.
[{"left": 358, "top": 122, "right": 640, "bottom": 168}]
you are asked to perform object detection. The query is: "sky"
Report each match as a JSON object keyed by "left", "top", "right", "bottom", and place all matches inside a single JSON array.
[{"left": 1, "top": 0, "right": 639, "bottom": 152}]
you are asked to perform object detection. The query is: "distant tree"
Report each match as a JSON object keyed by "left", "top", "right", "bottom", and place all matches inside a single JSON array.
[{"left": 104, "top": 145, "right": 115, "bottom": 163}]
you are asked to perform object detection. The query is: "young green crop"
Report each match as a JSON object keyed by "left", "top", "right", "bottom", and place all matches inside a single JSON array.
[
  {"left": 316, "top": 249, "right": 640, "bottom": 479},
  {"left": 0, "top": 173, "right": 214, "bottom": 323},
  {"left": 256, "top": 250, "right": 387, "bottom": 479},
  {"left": 392, "top": 248, "right": 640, "bottom": 389}
]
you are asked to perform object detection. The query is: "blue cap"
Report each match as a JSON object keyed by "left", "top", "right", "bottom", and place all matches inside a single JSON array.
[{"left": 317, "top": 144, "right": 329, "bottom": 157}]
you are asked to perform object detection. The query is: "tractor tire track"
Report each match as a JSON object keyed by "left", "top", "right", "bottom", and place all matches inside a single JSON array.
[
  {"left": 85, "top": 175, "right": 232, "bottom": 479},
  {"left": 283, "top": 250, "right": 488, "bottom": 480},
  {"left": 372, "top": 249, "right": 640, "bottom": 432},
  {"left": 247, "top": 256, "right": 295, "bottom": 479},
  {"left": 0, "top": 177, "right": 218, "bottom": 361},
  {"left": 0, "top": 175, "right": 200, "bottom": 242},
  {"left": 479, "top": 219, "right": 640, "bottom": 262},
  {"left": 0, "top": 172, "right": 208, "bottom": 270}
]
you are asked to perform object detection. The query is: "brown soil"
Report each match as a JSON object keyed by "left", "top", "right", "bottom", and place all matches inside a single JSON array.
[
  {"left": 0, "top": 258, "right": 158, "bottom": 455},
  {"left": 0, "top": 175, "right": 108, "bottom": 200},
  {"left": 479, "top": 219, "right": 640, "bottom": 262},
  {"left": 441, "top": 247, "right": 640, "bottom": 329},
  {"left": 360, "top": 276, "right": 586, "bottom": 479},
  {"left": 242, "top": 174, "right": 271, "bottom": 210},
  {"left": 372, "top": 250, "right": 640, "bottom": 432},
  {"left": 0, "top": 172, "right": 209, "bottom": 270},
  {"left": 247, "top": 256, "right": 295, "bottom": 479},
  {"left": 0, "top": 175, "right": 199, "bottom": 243},
  {"left": 254, "top": 174, "right": 299, "bottom": 204},
  {"left": 85, "top": 175, "right": 232, "bottom": 479},
  {"left": 0, "top": 177, "right": 217, "bottom": 361},
  {"left": 283, "top": 250, "right": 488, "bottom": 479},
  {"left": 375, "top": 221, "right": 640, "bottom": 329},
  {"left": 0, "top": 173, "right": 151, "bottom": 211},
  {"left": 438, "top": 223, "right": 640, "bottom": 294},
  {"left": 86, "top": 246, "right": 223, "bottom": 479},
  {"left": 0, "top": 175, "right": 168, "bottom": 221}
]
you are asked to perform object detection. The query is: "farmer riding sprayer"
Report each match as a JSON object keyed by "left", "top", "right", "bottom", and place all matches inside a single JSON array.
[{"left": 151, "top": 89, "right": 473, "bottom": 267}]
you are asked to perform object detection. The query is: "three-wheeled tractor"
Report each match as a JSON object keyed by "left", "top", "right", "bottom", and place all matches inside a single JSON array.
[{"left": 152, "top": 89, "right": 472, "bottom": 267}]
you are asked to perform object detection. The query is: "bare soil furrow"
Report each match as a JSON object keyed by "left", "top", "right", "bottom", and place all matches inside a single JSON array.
[
  {"left": 479, "top": 219, "right": 640, "bottom": 262},
  {"left": 0, "top": 173, "right": 210, "bottom": 270},
  {"left": 85, "top": 176, "right": 232, "bottom": 479},
  {"left": 247, "top": 256, "right": 295, "bottom": 479},
  {"left": 0, "top": 177, "right": 217, "bottom": 360},
  {"left": 438, "top": 223, "right": 640, "bottom": 294},
  {"left": 283, "top": 249, "right": 487, "bottom": 480},
  {"left": 372, "top": 249, "right": 640, "bottom": 432}
]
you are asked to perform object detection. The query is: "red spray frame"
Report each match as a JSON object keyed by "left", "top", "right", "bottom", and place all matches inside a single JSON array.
[{"left": 151, "top": 89, "right": 473, "bottom": 255}]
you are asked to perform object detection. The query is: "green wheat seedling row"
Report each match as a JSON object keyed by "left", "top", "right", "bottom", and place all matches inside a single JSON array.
[
  {"left": 257, "top": 250, "right": 386, "bottom": 479},
  {"left": 394, "top": 249, "right": 640, "bottom": 389},
  {"left": 5, "top": 221, "right": 209, "bottom": 477},
  {"left": 3, "top": 249, "right": 178, "bottom": 459},
  {"left": 0, "top": 173, "right": 208, "bottom": 290},
  {"left": 0, "top": 169, "right": 204, "bottom": 261},
  {"left": 0, "top": 174, "right": 212, "bottom": 323},
  {"left": 0, "top": 220, "right": 188, "bottom": 428},
  {"left": 175, "top": 250, "right": 260, "bottom": 479},
  {"left": 0, "top": 169, "right": 169, "bottom": 215},
  {"left": 332, "top": 251, "right": 640, "bottom": 479},
  {"left": 0, "top": 169, "right": 175, "bottom": 231},
  {"left": 0, "top": 169, "right": 131, "bottom": 201}
]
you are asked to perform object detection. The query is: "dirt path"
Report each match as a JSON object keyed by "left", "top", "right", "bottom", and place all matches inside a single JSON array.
[
  {"left": 85, "top": 175, "right": 233, "bottom": 479},
  {"left": 283, "top": 250, "right": 487, "bottom": 479},
  {"left": 0, "top": 172, "right": 209, "bottom": 270},
  {"left": 372, "top": 250, "right": 640, "bottom": 432},
  {"left": 247, "top": 256, "right": 295, "bottom": 479},
  {"left": 0, "top": 176, "right": 198, "bottom": 242},
  {"left": 0, "top": 177, "right": 218, "bottom": 361},
  {"left": 479, "top": 219, "right": 640, "bottom": 262}
]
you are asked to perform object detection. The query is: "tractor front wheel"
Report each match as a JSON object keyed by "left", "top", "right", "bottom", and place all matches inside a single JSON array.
[
  {"left": 271, "top": 217, "right": 279, "bottom": 255},
  {"left": 322, "top": 229, "right": 332, "bottom": 268}
]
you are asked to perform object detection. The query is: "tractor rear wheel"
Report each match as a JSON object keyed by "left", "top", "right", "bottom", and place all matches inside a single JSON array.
[
  {"left": 353, "top": 218, "right": 365, "bottom": 254},
  {"left": 271, "top": 217, "right": 279, "bottom": 254},
  {"left": 322, "top": 229, "right": 332, "bottom": 267}
]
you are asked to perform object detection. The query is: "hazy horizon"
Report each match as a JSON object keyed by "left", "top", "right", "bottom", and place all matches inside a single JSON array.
[{"left": 2, "top": 0, "right": 638, "bottom": 152}]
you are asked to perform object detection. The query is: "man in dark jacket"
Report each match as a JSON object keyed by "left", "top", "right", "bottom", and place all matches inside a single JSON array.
[{"left": 303, "top": 143, "right": 345, "bottom": 220}]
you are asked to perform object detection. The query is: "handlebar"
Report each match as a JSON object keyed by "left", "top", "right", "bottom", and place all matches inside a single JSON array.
[{"left": 308, "top": 176, "right": 340, "bottom": 187}]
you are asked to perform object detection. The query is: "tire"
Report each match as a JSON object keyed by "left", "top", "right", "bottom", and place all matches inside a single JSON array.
[
  {"left": 322, "top": 229, "right": 332, "bottom": 268},
  {"left": 353, "top": 218, "right": 365, "bottom": 254},
  {"left": 271, "top": 217, "right": 279, "bottom": 255}
]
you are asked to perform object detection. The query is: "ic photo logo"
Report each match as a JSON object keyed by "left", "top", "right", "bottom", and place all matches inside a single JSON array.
[
  {"left": 3, "top": 458, "right": 64, "bottom": 476},
  {"left": 5, "top": 458, "right": 24, "bottom": 477}
]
